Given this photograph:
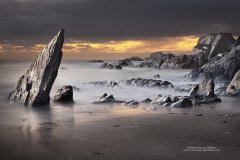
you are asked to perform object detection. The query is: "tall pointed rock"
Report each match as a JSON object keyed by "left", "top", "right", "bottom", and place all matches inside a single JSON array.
[{"left": 8, "top": 29, "right": 65, "bottom": 106}]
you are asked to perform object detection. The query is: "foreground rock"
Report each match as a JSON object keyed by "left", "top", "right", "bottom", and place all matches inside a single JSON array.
[
  {"left": 8, "top": 29, "right": 65, "bottom": 106},
  {"left": 88, "top": 81, "right": 119, "bottom": 88},
  {"left": 53, "top": 85, "right": 74, "bottom": 103},
  {"left": 188, "top": 36, "right": 240, "bottom": 81},
  {"left": 188, "top": 74, "right": 221, "bottom": 104},
  {"left": 224, "top": 69, "right": 240, "bottom": 96},
  {"left": 170, "top": 98, "right": 193, "bottom": 108},
  {"left": 92, "top": 93, "right": 124, "bottom": 104},
  {"left": 125, "top": 78, "right": 174, "bottom": 88}
]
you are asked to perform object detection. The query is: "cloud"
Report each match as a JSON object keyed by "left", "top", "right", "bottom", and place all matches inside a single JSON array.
[{"left": 0, "top": 0, "right": 239, "bottom": 43}]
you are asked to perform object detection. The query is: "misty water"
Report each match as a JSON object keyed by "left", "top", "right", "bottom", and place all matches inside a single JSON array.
[
  {"left": 0, "top": 61, "right": 239, "bottom": 149},
  {"left": 1, "top": 60, "right": 240, "bottom": 125}
]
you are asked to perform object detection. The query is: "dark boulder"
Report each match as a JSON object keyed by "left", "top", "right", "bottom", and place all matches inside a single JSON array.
[
  {"left": 8, "top": 29, "right": 65, "bottom": 106},
  {"left": 170, "top": 98, "right": 193, "bottom": 108},
  {"left": 223, "top": 69, "right": 240, "bottom": 96},
  {"left": 153, "top": 74, "right": 161, "bottom": 78},
  {"left": 93, "top": 93, "right": 124, "bottom": 104},
  {"left": 100, "top": 63, "right": 122, "bottom": 69},
  {"left": 188, "top": 75, "right": 221, "bottom": 104},
  {"left": 141, "top": 98, "right": 152, "bottom": 103},
  {"left": 53, "top": 85, "right": 74, "bottom": 103},
  {"left": 124, "top": 100, "right": 139, "bottom": 106}
]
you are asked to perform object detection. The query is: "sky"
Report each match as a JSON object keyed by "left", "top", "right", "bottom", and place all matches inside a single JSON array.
[{"left": 0, "top": 0, "right": 239, "bottom": 60}]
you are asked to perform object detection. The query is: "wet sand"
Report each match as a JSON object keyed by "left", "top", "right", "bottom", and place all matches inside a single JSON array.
[{"left": 0, "top": 103, "right": 240, "bottom": 160}]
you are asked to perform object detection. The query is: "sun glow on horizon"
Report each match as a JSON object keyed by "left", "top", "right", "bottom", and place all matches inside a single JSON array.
[{"left": 0, "top": 36, "right": 199, "bottom": 59}]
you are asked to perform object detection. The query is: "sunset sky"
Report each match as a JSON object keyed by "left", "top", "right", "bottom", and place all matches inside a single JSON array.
[{"left": 0, "top": 0, "right": 239, "bottom": 60}]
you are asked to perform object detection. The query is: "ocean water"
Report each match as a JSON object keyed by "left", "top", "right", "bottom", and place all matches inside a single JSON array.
[{"left": 0, "top": 60, "right": 240, "bottom": 126}]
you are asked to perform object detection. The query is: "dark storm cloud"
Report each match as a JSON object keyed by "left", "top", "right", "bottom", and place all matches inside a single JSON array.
[{"left": 0, "top": 0, "right": 240, "bottom": 43}]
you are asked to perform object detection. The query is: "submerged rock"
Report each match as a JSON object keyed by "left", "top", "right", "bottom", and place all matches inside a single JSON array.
[
  {"left": 93, "top": 93, "right": 124, "bottom": 104},
  {"left": 53, "top": 85, "right": 74, "bottom": 103},
  {"left": 88, "top": 81, "right": 119, "bottom": 88},
  {"left": 8, "top": 29, "right": 65, "bottom": 106},
  {"left": 153, "top": 74, "right": 161, "bottom": 78},
  {"left": 141, "top": 98, "right": 152, "bottom": 103},
  {"left": 224, "top": 69, "right": 240, "bottom": 96},
  {"left": 100, "top": 63, "right": 122, "bottom": 69},
  {"left": 125, "top": 78, "right": 174, "bottom": 88},
  {"left": 124, "top": 100, "right": 139, "bottom": 106}
]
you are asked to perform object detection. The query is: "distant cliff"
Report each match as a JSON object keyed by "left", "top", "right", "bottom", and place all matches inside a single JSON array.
[{"left": 137, "top": 33, "right": 236, "bottom": 69}]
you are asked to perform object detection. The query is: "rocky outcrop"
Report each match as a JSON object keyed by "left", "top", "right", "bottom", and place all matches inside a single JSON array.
[
  {"left": 100, "top": 63, "right": 122, "bottom": 69},
  {"left": 122, "top": 56, "right": 144, "bottom": 62},
  {"left": 137, "top": 33, "right": 235, "bottom": 69},
  {"left": 223, "top": 69, "right": 240, "bottom": 96},
  {"left": 125, "top": 78, "right": 174, "bottom": 88},
  {"left": 8, "top": 29, "right": 65, "bottom": 106},
  {"left": 187, "top": 37, "right": 240, "bottom": 81},
  {"left": 92, "top": 93, "right": 124, "bottom": 104},
  {"left": 53, "top": 85, "right": 74, "bottom": 103},
  {"left": 137, "top": 52, "right": 199, "bottom": 69},
  {"left": 192, "top": 33, "right": 235, "bottom": 62},
  {"left": 118, "top": 60, "right": 133, "bottom": 66},
  {"left": 188, "top": 75, "right": 221, "bottom": 104},
  {"left": 88, "top": 81, "right": 119, "bottom": 88}
]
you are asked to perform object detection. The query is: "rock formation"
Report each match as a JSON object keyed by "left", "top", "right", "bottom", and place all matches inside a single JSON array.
[
  {"left": 137, "top": 33, "right": 235, "bottom": 69},
  {"left": 92, "top": 93, "right": 124, "bottom": 104},
  {"left": 170, "top": 98, "right": 193, "bottom": 108},
  {"left": 121, "top": 56, "right": 144, "bottom": 62},
  {"left": 100, "top": 63, "right": 122, "bottom": 69},
  {"left": 53, "top": 85, "right": 74, "bottom": 103},
  {"left": 125, "top": 78, "right": 174, "bottom": 88},
  {"left": 187, "top": 36, "right": 240, "bottom": 81},
  {"left": 88, "top": 81, "right": 119, "bottom": 88},
  {"left": 124, "top": 100, "right": 139, "bottom": 106},
  {"left": 192, "top": 33, "right": 235, "bottom": 60},
  {"left": 137, "top": 52, "right": 199, "bottom": 69},
  {"left": 224, "top": 69, "right": 240, "bottom": 96},
  {"left": 188, "top": 74, "right": 221, "bottom": 104},
  {"left": 8, "top": 29, "right": 65, "bottom": 106}
]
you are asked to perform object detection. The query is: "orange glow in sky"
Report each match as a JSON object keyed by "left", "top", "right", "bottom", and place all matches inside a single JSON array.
[{"left": 0, "top": 36, "right": 198, "bottom": 60}]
